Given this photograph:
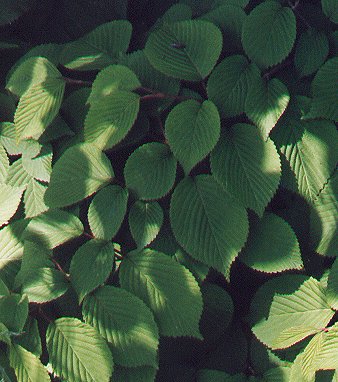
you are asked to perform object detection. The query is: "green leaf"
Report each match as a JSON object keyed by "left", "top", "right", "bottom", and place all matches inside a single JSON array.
[
  {"left": 0, "top": 143, "right": 9, "bottom": 183},
  {"left": 82, "top": 286, "right": 159, "bottom": 367},
  {"left": 272, "top": 326, "right": 321, "bottom": 350},
  {"left": 119, "top": 248, "right": 203, "bottom": 338},
  {"left": 322, "top": 0, "right": 338, "bottom": 23},
  {"left": 124, "top": 143, "right": 177, "bottom": 200},
  {"left": 70, "top": 240, "right": 114, "bottom": 302},
  {"left": 165, "top": 100, "right": 220, "bottom": 174},
  {"left": 197, "top": 370, "right": 250, "bottom": 381},
  {"left": 88, "top": 65, "right": 140, "bottom": 104},
  {"left": 310, "top": 174, "right": 337, "bottom": 257},
  {"left": 144, "top": 20, "right": 222, "bottom": 81},
  {"left": 241, "top": 1, "right": 296, "bottom": 68},
  {"left": 60, "top": 20, "right": 132, "bottom": 71},
  {"left": 0, "top": 322, "right": 11, "bottom": 345},
  {"left": 84, "top": 90, "right": 140, "bottom": 150},
  {"left": 207, "top": 55, "right": 260, "bottom": 118},
  {"left": 128, "top": 201, "right": 164, "bottom": 249},
  {"left": 239, "top": 213, "right": 302, "bottom": 273},
  {"left": 0, "top": 184, "right": 24, "bottom": 227},
  {"left": 6, "top": 57, "right": 62, "bottom": 98},
  {"left": 23, "top": 179, "right": 49, "bottom": 218},
  {"left": 9, "top": 344, "right": 50, "bottom": 382},
  {"left": 173, "top": 249, "right": 209, "bottom": 283},
  {"left": 0, "top": 122, "right": 25, "bottom": 156},
  {"left": 263, "top": 367, "right": 291, "bottom": 382},
  {"left": 113, "top": 365, "right": 157, "bottom": 382},
  {"left": 0, "top": 277, "right": 9, "bottom": 295},
  {"left": 44, "top": 143, "right": 114, "bottom": 208},
  {"left": 0, "top": 294, "right": 28, "bottom": 332},
  {"left": 88, "top": 185, "right": 128, "bottom": 240},
  {"left": 271, "top": 118, "right": 338, "bottom": 203},
  {"left": 15, "top": 316, "right": 42, "bottom": 356},
  {"left": 22, "top": 267, "right": 69, "bottom": 303},
  {"left": 22, "top": 143, "right": 52, "bottom": 182},
  {"left": 46, "top": 317, "right": 114, "bottom": 382},
  {"left": 294, "top": 29, "right": 329, "bottom": 78},
  {"left": 252, "top": 277, "right": 335, "bottom": 349},
  {"left": 211, "top": 124, "right": 281, "bottom": 217},
  {"left": 5, "top": 158, "right": 32, "bottom": 189},
  {"left": 327, "top": 258, "right": 338, "bottom": 310},
  {"left": 23, "top": 209, "right": 84, "bottom": 248},
  {"left": 170, "top": 175, "right": 248, "bottom": 277},
  {"left": 308, "top": 58, "right": 338, "bottom": 121},
  {"left": 245, "top": 78, "right": 290, "bottom": 140}
]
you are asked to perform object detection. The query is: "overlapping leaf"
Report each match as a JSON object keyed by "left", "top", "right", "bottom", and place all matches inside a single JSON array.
[
  {"left": 119, "top": 248, "right": 203, "bottom": 338},
  {"left": 327, "top": 258, "right": 338, "bottom": 310},
  {"left": 165, "top": 100, "right": 220, "bottom": 174},
  {"left": 5, "top": 158, "right": 32, "bottom": 189},
  {"left": 0, "top": 122, "right": 25, "bottom": 155},
  {"left": 82, "top": 286, "right": 159, "bottom": 367},
  {"left": 23, "top": 179, "right": 49, "bottom": 218},
  {"left": 44, "top": 143, "right": 114, "bottom": 208},
  {"left": 0, "top": 184, "right": 24, "bottom": 227},
  {"left": 211, "top": 124, "right": 281, "bottom": 217},
  {"left": 241, "top": 1, "right": 296, "bottom": 68},
  {"left": 0, "top": 143, "right": 9, "bottom": 183},
  {"left": 0, "top": 293, "right": 28, "bottom": 332},
  {"left": 21, "top": 142, "right": 52, "bottom": 182},
  {"left": 170, "top": 175, "right": 248, "bottom": 277},
  {"left": 144, "top": 20, "right": 222, "bottom": 81}
]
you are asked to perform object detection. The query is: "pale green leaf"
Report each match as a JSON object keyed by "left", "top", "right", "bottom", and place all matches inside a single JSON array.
[
  {"left": 23, "top": 179, "right": 49, "bottom": 218},
  {"left": 14, "top": 78, "right": 65, "bottom": 141},
  {"left": 327, "top": 258, "right": 338, "bottom": 310},
  {"left": 22, "top": 143, "right": 52, "bottom": 182},
  {"left": 165, "top": 100, "right": 220, "bottom": 174},
  {"left": 23, "top": 209, "right": 84, "bottom": 249},
  {"left": 0, "top": 122, "right": 25, "bottom": 155},
  {"left": 144, "top": 20, "right": 222, "bottom": 81},
  {"left": 124, "top": 142, "right": 177, "bottom": 200},
  {"left": 272, "top": 326, "right": 321, "bottom": 350},
  {"left": 44, "top": 143, "right": 114, "bottom": 208},
  {"left": 0, "top": 294, "right": 28, "bottom": 332},
  {"left": 208, "top": 55, "right": 260, "bottom": 118},
  {"left": 5, "top": 158, "right": 32, "bottom": 189},
  {"left": 88, "top": 65, "right": 140, "bottom": 104},
  {"left": 245, "top": 77, "right": 290, "bottom": 140},
  {"left": 252, "top": 277, "right": 335, "bottom": 349},
  {"left": 82, "top": 286, "right": 159, "bottom": 367},
  {"left": 84, "top": 90, "right": 140, "bottom": 150},
  {"left": 0, "top": 184, "right": 24, "bottom": 227},
  {"left": 170, "top": 175, "right": 248, "bottom": 277},
  {"left": 294, "top": 29, "right": 329, "bottom": 78},
  {"left": 113, "top": 365, "right": 157, "bottom": 382},
  {"left": 88, "top": 185, "right": 128, "bottom": 240},
  {"left": 211, "top": 124, "right": 281, "bottom": 217},
  {"left": 6, "top": 56, "right": 61, "bottom": 98},
  {"left": 9, "top": 344, "right": 50, "bottom": 382},
  {"left": 239, "top": 213, "right": 302, "bottom": 273},
  {"left": 301, "top": 331, "right": 326, "bottom": 381},
  {"left": 60, "top": 20, "right": 132, "bottom": 71},
  {"left": 46, "top": 317, "right": 113, "bottom": 382},
  {"left": 241, "top": 1, "right": 296, "bottom": 68},
  {"left": 119, "top": 248, "right": 203, "bottom": 338},
  {"left": 128, "top": 201, "right": 163, "bottom": 249},
  {"left": 70, "top": 240, "right": 114, "bottom": 302},
  {"left": 0, "top": 143, "right": 9, "bottom": 183},
  {"left": 22, "top": 267, "right": 69, "bottom": 303},
  {"left": 322, "top": 0, "right": 338, "bottom": 23}
]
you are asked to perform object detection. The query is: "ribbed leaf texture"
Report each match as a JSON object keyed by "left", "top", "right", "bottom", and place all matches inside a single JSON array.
[
  {"left": 9, "top": 344, "right": 50, "bottom": 382},
  {"left": 211, "top": 124, "right": 281, "bottom": 217},
  {"left": 23, "top": 179, "right": 48, "bottom": 218},
  {"left": 165, "top": 100, "right": 220, "bottom": 174},
  {"left": 5, "top": 158, "right": 32, "bottom": 189},
  {"left": 70, "top": 240, "right": 114, "bottom": 302},
  {"left": 0, "top": 144, "right": 9, "bottom": 183},
  {"left": 272, "top": 326, "right": 321, "bottom": 351},
  {"left": 252, "top": 277, "right": 335, "bottom": 349},
  {"left": 124, "top": 142, "right": 177, "bottom": 200},
  {"left": 245, "top": 77, "right": 290, "bottom": 140},
  {"left": 0, "top": 294, "right": 28, "bottom": 332},
  {"left": 0, "top": 184, "right": 24, "bottom": 227},
  {"left": 327, "top": 258, "right": 338, "bottom": 310},
  {"left": 60, "top": 20, "right": 132, "bottom": 71},
  {"left": 294, "top": 29, "right": 329, "bottom": 78},
  {"left": 23, "top": 209, "right": 84, "bottom": 249},
  {"left": 144, "top": 20, "right": 222, "bottom": 81},
  {"left": 207, "top": 55, "right": 260, "bottom": 117},
  {"left": 44, "top": 143, "right": 114, "bottom": 208},
  {"left": 170, "top": 175, "right": 248, "bottom": 277},
  {"left": 119, "top": 248, "right": 203, "bottom": 338},
  {"left": 87, "top": 185, "right": 128, "bottom": 240},
  {"left": 241, "top": 0, "right": 296, "bottom": 68},
  {"left": 46, "top": 317, "right": 114, "bottom": 382},
  {"left": 82, "top": 286, "right": 159, "bottom": 367},
  {"left": 322, "top": 0, "right": 338, "bottom": 23},
  {"left": 21, "top": 143, "right": 52, "bottom": 182},
  {"left": 84, "top": 90, "right": 140, "bottom": 150},
  {"left": 239, "top": 213, "right": 303, "bottom": 274},
  {"left": 0, "top": 122, "right": 25, "bottom": 155}
]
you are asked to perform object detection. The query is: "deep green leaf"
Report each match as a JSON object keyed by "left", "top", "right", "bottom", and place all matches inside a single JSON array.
[
  {"left": 87, "top": 185, "right": 128, "bottom": 240},
  {"left": 82, "top": 286, "right": 159, "bottom": 367},
  {"left": 322, "top": 0, "right": 338, "bottom": 23},
  {"left": 327, "top": 258, "right": 338, "bottom": 310},
  {"left": 119, "top": 248, "right": 203, "bottom": 338},
  {"left": 70, "top": 240, "right": 114, "bottom": 302},
  {"left": 197, "top": 369, "right": 250, "bottom": 381},
  {"left": 144, "top": 20, "right": 222, "bottom": 81},
  {"left": 0, "top": 294, "right": 28, "bottom": 332},
  {"left": 165, "top": 100, "right": 220, "bottom": 174},
  {"left": 0, "top": 277, "right": 9, "bottom": 296},
  {"left": 113, "top": 365, "right": 157, "bottom": 382},
  {"left": 44, "top": 143, "right": 114, "bottom": 208},
  {"left": 124, "top": 142, "right": 177, "bottom": 200},
  {"left": 14, "top": 316, "right": 42, "bottom": 357},
  {"left": 0, "top": 322, "right": 11, "bottom": 345},
  {"left": 46, "top": 317, "right": 114, "bottom": 382}
]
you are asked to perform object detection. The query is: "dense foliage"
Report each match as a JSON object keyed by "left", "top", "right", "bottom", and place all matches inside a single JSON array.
[{"left": 0, "top": 0, "right": 337, "bottom": 381}]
